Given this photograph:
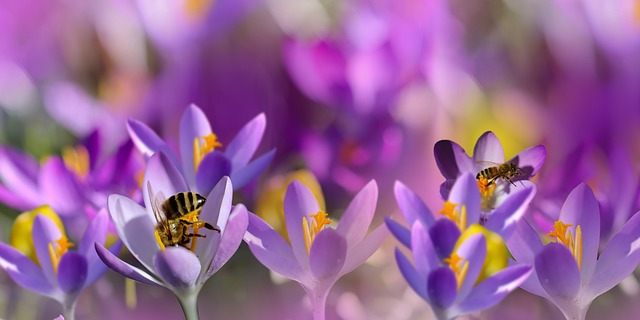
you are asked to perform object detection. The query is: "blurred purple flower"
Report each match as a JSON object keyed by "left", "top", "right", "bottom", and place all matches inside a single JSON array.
[
  {"left": 128, "top": 104, "right": 274, "bottom": 193},
  {"left": 96, "top": 152, "right": 248, "bottom": 319},
  {"left": 0, "top": 210, "right": 121, "bottom": 319},
  {"left": 244, "top": 180, "right": 388, "bottom": 320},
  {"left": 508, "top": 183, "right": 640, "bottom": 320}
]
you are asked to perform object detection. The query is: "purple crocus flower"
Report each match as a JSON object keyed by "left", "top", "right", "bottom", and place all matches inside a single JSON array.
[
  {"left": 0, "top": 209, "right": 120, "bottom": 320},
  {"left": 244, "top": 180, "right": 388, "bottom": 320},
  {"left": 508, "top": 183, "right": 640, "bottom": 320},
  {"left": 434, "top": 131, "right": 546, "bottom": 201},
  {"left": 127, "top": 104, "right": 275, "bottom": 193},
  {"left": 95, "top": 152, "right": 248, "bottom": 319}
]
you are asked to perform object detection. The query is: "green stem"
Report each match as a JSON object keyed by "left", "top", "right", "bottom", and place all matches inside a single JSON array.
[
  {"left": 61, "top": 299, "right": 77, "bottom": 320},
  {"left": 177, "top": 291, "right": 200, "bottom": 320}
]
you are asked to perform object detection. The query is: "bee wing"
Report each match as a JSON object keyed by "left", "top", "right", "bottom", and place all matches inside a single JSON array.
[
  {"left": 147, "top": 182, "right": 169, "bottom": 230},
  {"left": 474, "top": 160, "right": 502, "bottom": 167}
]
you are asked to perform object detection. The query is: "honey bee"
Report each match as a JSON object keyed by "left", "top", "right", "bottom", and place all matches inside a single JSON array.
[
  {"left": 475, "top": 161, "right": 525, "bottom": 187},
  {"left": 148, "top": 182, "right": 220, "bottom": 248}
]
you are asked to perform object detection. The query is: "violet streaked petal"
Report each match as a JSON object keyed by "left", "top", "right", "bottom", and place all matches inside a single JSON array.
[
  {"left": 153, "top": 247, "right": 201, "bottom": 289},
  {"left": 57, "top": 252, "right": 88, "bottom": 294},
  {"left": 142, "top": 152, "right": 189, "bottom": 211},
  {"left": 434, "top": 140, "right": 474, "bottom": 179},
  {"left": 224, "top": 113, "right": 266, "bottom": 170},
  {"left": 244, "top": 213, "right": 303, "bottom": 281},
  {"left": 340, "top": 223, "right": 388, "bottom": 275},
  {"left": 284, "top": 181, "right": 320, "bottom": 270},
  {"left": 518, "top": 267, "right": 551, "bottom": 299},
  {"left": 385, "top": 218, "right": 411, "bottom": 248},
  {"left": 559, "top": 183, "right": 599, "bottom": 286},
  {"left": 394, "top": 181, "right": 435, "bottom": 229},
  {"left": 456, "top": 234, "right": 487, "bottom": 303},
  {"left": 589, "top": 210, "right": 640, "bottom": 298},
  {"left": 336, "top": 180, "right": 378, "bottom": 245},
  {"left": 86, "top": 241, "right": 122, "bottom": 286},
  {"left": 395, "top": 248, "right": 428, "bottom": 301},
  {"left": 0, "top": 184, "right": 36, "bottom": 210},
  {"left": 229, "top": 149, "right": 275, "bottom": 189},
  {"left": 32, "top": 214, "right": 63, "bottom": 286},
  {"left": 309, "top": 228, "right": 347, "bottom": 281},
  {"left": 95, "top": 243, "right": 160, "bottom": 286},
  {"left": 448, "top": 173, "right": 481, "bottom": 228},
  {"left": 411, "top": 222, "right": 439, "bottom": 276},
  {"left": 126, "top": 118, "right": 168, "bottom": 159},
  {"left": 179, "top": 104, "right": 212, "bottom": 186},
  {"left": 506, "top": 219, "right": 543, "bottom": 265},
  {"left": 472, "top": 131, "right": 505, "bottom": 163},
  {"left": 79, "top": 209, "right": 109, "bottom": 257},
  {"left": 108, "top": 195, "right": 158, "bottom": 271},
  {"left": 195, "top": 177, "right": 232, "bottom": 271},
  {"left": 535, "top": 243, "right": 581, "bottom": 300},
  {"left": 0, "top": 146, "right": 40, "bottom": 200},
  {"left": 484, "top": 183, "right": 536, "bottom": 238},
  {"left": 39, "top": 157, "right": 84, "bottom": 217},
  {"left": 206, "top": 205, "right": 248, "bottom": 279},
  {"left": 457, "top": 265, "right": 532, "bottom": 313},
  {"left": 427, "top": 267, "right": 458, "bottom": 309},
  {"left": 429, "top": 219, "right": 461, "bottom": 262},
  {"left": 508, "top": 145, "right": 546, "bottom": 179},
  {"left": 194, "top": 151, "right": 231, "bottom": 195},
  {"left": 0, "top": 243, "right": 55, "bottom": 295}
]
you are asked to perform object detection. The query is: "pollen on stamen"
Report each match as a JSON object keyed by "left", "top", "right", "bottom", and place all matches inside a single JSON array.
[
  {"left": 154, "top": 230, "right": 166, "bottom": 250},
  {"left": 47, "top": 236, "right": 74, "bottom": 274},
  {"left": 62, "top": 145, "right": 90, "bottom": 179},
  {"left": 193, "top": 134, "right": 223, "bottom": 171},
  {"left": 302, "top": 211, "right": 332, "bottom": 254},
  {"left": 440, "top": 201, "right": 466, "bottom": 231},
  {"left": 444, "top": 253, "right": 468, "bottom": 290},
  {"left": 548, "top": 220, "right": 583, "bottom": 269}
]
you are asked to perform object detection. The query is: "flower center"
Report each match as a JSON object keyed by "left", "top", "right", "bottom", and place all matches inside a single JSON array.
[
  {"left": 443, "top": 252, "right": 469, "bottom": 291},
  {"left": 548, "top": 220, "right": 583, "bottom": 269},
  {"left": 302, "top": 210, "right": 333, "bottom": 254},
  {"left": 47, "top": 235, "right": 74, "bottom": 274},
  {"left": 440, "top": 201, "right": 467, "bottom": 231},
  {"left": 185, "top": 0, "right": 214, "bottom": 20},
  {"left": 477, "top": 177, "right": 497, "bottom": 211},
  {"left": 193, "top": 133, "right": 222, "bottom": 171},
  {"left": 62, "top": 145, "right": 90, "bottom": 179}
]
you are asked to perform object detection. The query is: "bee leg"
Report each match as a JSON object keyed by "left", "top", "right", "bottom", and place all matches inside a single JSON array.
[
  {"left": 506, "top": 177, "right": 517, "bottom": 187},
  {"left": 184, "top": 233, "right": 207, "bottom": 238},
  {"left": 203, "top": 222, "right": 221, "bottom": 233}
]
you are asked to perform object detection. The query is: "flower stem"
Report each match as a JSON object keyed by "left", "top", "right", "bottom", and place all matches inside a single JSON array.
[
  {"left": 62, "top": 299, "right": 77, "bottom": 320},
  {"left": 305, "top": 289, "right": 329, "bottom": 320},
  {"left": 177, "top": 292, "right": 200, "bottom": 320}
]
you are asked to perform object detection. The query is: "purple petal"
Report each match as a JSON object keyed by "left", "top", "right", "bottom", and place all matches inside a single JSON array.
[
  {"left": 535, "top": 243, "right": 581, "bottom": 299},
  {"left": 284, "top": 181, "right": 320, "bottom": 270},
  {"left": 472, "top": 131, "right": 504, "bottom": 163},
  {"left": 81, "top": 130, "right": 101, "bottom": 170},
  {"left": 589, "top": 210, "right": 640, "bottom": 298},
  {"left": 224, "top": 113, "right": 266, "bottom": 170},
  {"left": 32, "top": 214, "right": 63, "bottom": 286},
  {"left": 411, "top": 222, "right": 439, "bottom": 276},
  {"left": 484, "top": 183, "right": 536, "bottom": 238},
  {"left": 194, "top": 151, "right": 231, "bottom": 195},
  {"left": 179, "top": 104, "right": 212, "bottom": 186},
  {"left": 336, "top": 180, "right": 378, "bottom": 245},
  {"left": 427, "top": 267, "right": 458, "bottom": 309},
  {"left": 153, "top": 247, "right": 201, "bottom": 289},
  {"left": 39, "top": 157, "right": 84, "bottom": 217},
  {"left": 0, "top": 184, "right": 36, "bottom": 210},
  {"left": 0, "top": 243, "right": 55, "bottom": 295},
  {"left": 229, "top": 149, "right": 275, "bottom": 189},
  {"left": 79, "top": 209, "right": 109, "bottom": 257},
  {"left": 507, "top": 219, "right": 543, "bottom": 265},
  {"left": 0, "top": 146, "right": 40, "bottom": 201},
  {"left": 126, "top": 118, "right": 168, "bottom": 159},
  {"left": 429, "top": 219, "right": 461, "bottom": 262},
  {"left": 457, "top": 265, "right": 532, "bottom": 313},
  {"left": 385, "top": 218, "right": 411, "bottom": 248},
  {"left": 395, "top": 248, "right": 428, "bottom": 301},
  {"left": 95, "top": 243, "right": 160, "bottom": 286},
  {"left": 340, "top": 223, "right": 388, "bottom": 275},
  {"left": 394, "top": 181, "right": 435, "bottom": 230},
  {"left": 57, "top": 252, "right": 88, "bottom": 294},
  {"left": 108, "top": 195, "right": 159, "bottom": 272},
  {"left": 448, "top": 173, "right": 481, "bottom": 228},
  {"left": 309, "top": 228, "right": 347, "bottom": 281},
  {"left": 244, "top": 213, "right": 303, "bottom": 281},
  {"left": 206, "top": 205, "right": 249, "bottom": 278},
  {"left": 456, "top": 234, "right": 487, "bottom": 303},
  {"left": 86, "top": 241, "right": 122, "bottom": 287},
  {"left": 434, "top": 140, "right": 475, "bottom": 179},
  {"left": 559, "top": 183, "right": 599, "bottom": 286},
  {"left": 508, "top": 145, "right": 546, "bottom": 179},
  {"left": 195, "top": 177, "right": 233, "bottom": 271},
  {"left": 143, "top": 152, "right": 189, "bottom": 212}
]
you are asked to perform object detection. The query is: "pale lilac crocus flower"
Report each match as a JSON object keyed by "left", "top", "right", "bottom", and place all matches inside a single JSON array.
[
  {"left": 95, "top": 152, "right": 248, "bottom": 319},
  {"left": 244, "top": 180, "right": 388, "bottom": 320},
  {"left": 0, "top": 209, "right": 120, "bottom": 320},
  {"left": 127, "top": 104, "right": 274, "bottom": 193},
  {"left": 508, "top": 183, "right": 640, "bottom": 320}
]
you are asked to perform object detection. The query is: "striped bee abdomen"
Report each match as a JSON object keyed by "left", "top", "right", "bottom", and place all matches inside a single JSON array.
[{"left": 162, "top": 192, "right": 207, "bottom": 220}]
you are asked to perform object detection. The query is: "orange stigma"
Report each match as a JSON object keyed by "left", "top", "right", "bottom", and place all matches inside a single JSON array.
[
  {"left": 302, "top": 211, "right": 333, "bottom": 254},
  {"left": 193, "top": 133, "right": 222, "bottom": 171},
  {"left": 548, "top": 220, "right": 583, "bottom": 269},
  {"left": 47, "top": 235, "right": 74, "bottom": 274},
  {"left": 444, "top": 252, "right": 469, "bottom": 290},
  {"left": 440, "top": 201, "right": 467, "bottom": 231}
]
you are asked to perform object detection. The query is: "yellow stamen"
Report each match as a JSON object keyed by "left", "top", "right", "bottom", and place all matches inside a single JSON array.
[
  {"left": 440, "top": 201, "right": 467, "bottom": 231},
  {"left": 548, "top": 220, "right": 583, "bottom": 269},
  {"left": 444, "top": 252, "right": 469, "bottom": 290},
  {"left": 185, "top": 0, "right": 214, "bottom": 20},
  {"left": 154, "top": 230, "right": 166, "bottom": 250},
  {"left": 125, "top": 278, "right": 137, "bottom": 309},
  {"left": 193, "top": 133, "right": 222, "bottom": 171},
  {"left": 302, "top": 210, "right": 333, "bottom": 254},
  {"left": 47, "top": 236, "right": 74, "bottom": 274},
  {"left": 62, "top": 145, "right": 90, "bottom": 179}
]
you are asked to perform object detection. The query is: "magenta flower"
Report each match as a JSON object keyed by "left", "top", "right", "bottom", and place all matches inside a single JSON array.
[
  {"left": 95, "top": 152, "right": 248, "bottom": 319},
  {"left": 127, "top": 104, "right": 274, "bottom": 193},
  {"left": 244, "top": 180, "right": 388, "bottom": 320},
  {"left": 0, "top": 210, "right": 120, "bottom": 319},
  {"left": 508, "top": 183, "right": 640, "bottom": 320}
]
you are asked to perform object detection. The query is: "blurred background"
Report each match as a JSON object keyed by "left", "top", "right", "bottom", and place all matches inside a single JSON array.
[{"left": 1, "top": 0, "right": 639, "bottom": 319}]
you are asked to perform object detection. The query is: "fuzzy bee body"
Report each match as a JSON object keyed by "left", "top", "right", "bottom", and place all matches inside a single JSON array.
[
  {"left": 161, "top": 192, "right": 207, "bottom": 220},
  {"left": 475, "top": 162, "right": 523, "bottom": 186}
]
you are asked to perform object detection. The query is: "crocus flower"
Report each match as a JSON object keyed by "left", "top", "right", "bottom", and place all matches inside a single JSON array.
[
  {"left": 434, "top": 131, "right": 546, "bottom": 204},
  {"left": 244, "top": 180, "right": 388, "bottom": 320},
  {"left": 508, "top": 183, "right": 640, "bottom": 320},
  {"left": 95, "top": 152, "right": 248, "bottom": 319},
  {"left": 0, "top": 207, "right": 120, "bottom": 320},
  {"left": 127, "top": 104, "right": 275, "bottom": 193}
]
